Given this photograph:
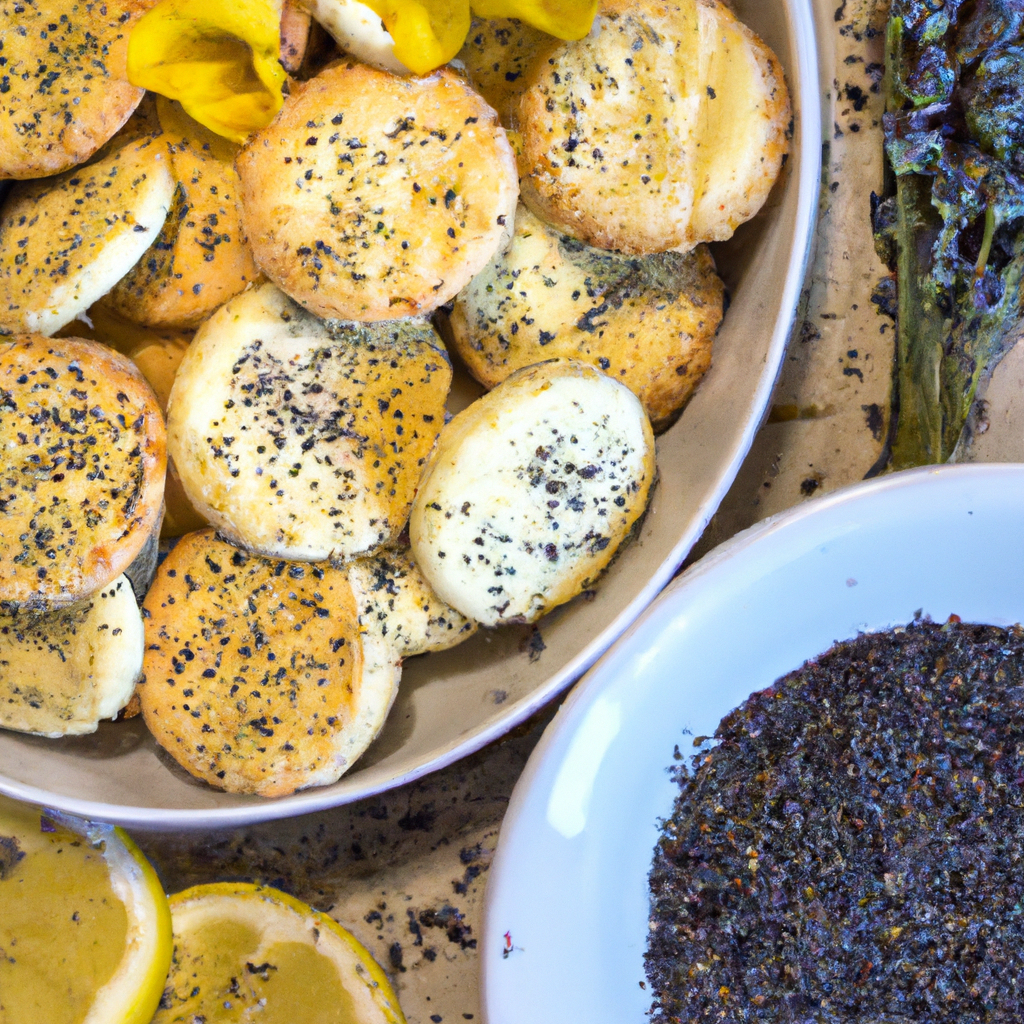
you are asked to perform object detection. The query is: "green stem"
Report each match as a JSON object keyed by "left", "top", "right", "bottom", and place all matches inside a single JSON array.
[
  {"left": 975, "top": 205, "right": 997, "bottom": 279},
  {"left": 890, "top": 173, "right": 948, "bottom": 469}
]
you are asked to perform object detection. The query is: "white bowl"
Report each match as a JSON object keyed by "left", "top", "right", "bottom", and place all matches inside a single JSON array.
[
  {"left": 0, "top": 0, "right": 821, "bottom": 828},
  {"left": 481, "top": 463, "right": 1024, "bottom": 1024}
]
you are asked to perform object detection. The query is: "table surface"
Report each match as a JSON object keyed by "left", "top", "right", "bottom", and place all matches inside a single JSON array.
[{"left": 84, "top": 1, "right": 1024, "bottom": 1020}]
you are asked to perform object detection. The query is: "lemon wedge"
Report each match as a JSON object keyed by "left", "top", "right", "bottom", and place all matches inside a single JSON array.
[
  {"left": 0, "top": 797, "right": 172, "bottom": 1024},
  {"left": 153, "top": 883, "right": 406, "bottom": 1023}
]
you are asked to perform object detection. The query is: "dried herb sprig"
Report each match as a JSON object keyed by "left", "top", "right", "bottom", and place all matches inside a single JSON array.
[{"left": 875, "top": 0, "right": 1024, "bottom": 467}]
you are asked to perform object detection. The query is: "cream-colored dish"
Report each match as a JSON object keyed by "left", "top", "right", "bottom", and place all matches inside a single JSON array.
[{"left": 0, "top": 0, "right": 820, "bottom": 827}]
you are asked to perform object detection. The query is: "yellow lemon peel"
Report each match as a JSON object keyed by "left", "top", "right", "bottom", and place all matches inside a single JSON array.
[
  {"left": 373, "top": 0, "right": 597, "bottom": 72},
  {"left": 362, "top": 0, "right": 471, "bottom": 75},
  {"left": 127, "top": 0, "right": 599, "bottom": 134},
  {"left": 127, "top": 0, "right": 286, "bottom": 143},
  {"left": 0, "top": 799, "right": 172, "bottom": 1024},
  {"left": 154, "top": 882, "right": 406, "bottom": 1024},
  {"left": 470, "top": 0, "right": 599, "bottom": 40}
]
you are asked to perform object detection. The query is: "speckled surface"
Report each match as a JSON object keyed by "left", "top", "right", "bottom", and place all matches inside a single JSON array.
[
  {"left": 23, "top": 3, "right": 1024, "bottom": 1022},
  {"left": 134, "top": 712, "right": 553, "bottom": 1024},
  {"left": 134, "top": 6, "right": 912, "bottom": 1022}
]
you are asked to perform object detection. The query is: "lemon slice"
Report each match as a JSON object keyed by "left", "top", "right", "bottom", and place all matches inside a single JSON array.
[
  {"left": 0, "top": 797, "right": 172, "bottom": 1024},
  {"left": 154, "top": 883, "right": 406, "bottom": 1024}
]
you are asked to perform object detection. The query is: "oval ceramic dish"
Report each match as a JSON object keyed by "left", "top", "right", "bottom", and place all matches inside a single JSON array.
[
  {"left": 0, "top": 0, "right": 821, "bottom": 827},
  {"left": 481, "top": 464, "right": 1024, "bottom": 1023}
]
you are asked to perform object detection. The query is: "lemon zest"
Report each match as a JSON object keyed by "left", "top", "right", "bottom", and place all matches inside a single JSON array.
[{"left": 127, "top": 0, "right": 286, "bottom": 144}]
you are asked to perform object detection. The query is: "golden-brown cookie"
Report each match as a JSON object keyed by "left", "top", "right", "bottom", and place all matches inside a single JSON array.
[
  {"left": 448, "top": 204, "right": 723, "bottom": 431},
  {"left": 0, "top": 335, "right": 166, "bottom": 607},
  {"left": 236, "top": 62, "right": 519, "bottom": 321},
  {"left": 0, "top": 136, "right": 175, "bottom": 336},
  {"left": 516, "top": 0, "right": 791, "bottom": 253},
  {"left": 456, "top": 17, "right": 555, "bottom": 125},
  {"left": 410, "top": 359, "right": 655, "bottom": 625},
  {"left": 100, "top": 98, "right": 260, "bottom": 330},
  {"left": 54, "top": 307, "right": 206, "bottom": 537},
  {"left": 56, "top": 301, "right": 190, "bottom": 355},
  {"left": 122, "top": 333, "right": 191, "bottom": 413},
  {"left": 140, "top": 530, "right": 399, "bottom": 797},
  {"left": 119, "top": 329, "right": 208, "bottom": 539},
  {"left": 167, "top": 283, "right": 450, "bottom": 562},
  {"left": 348, "top": 547, "right": 477, "bottom": 657},
  {"left": 0, "top": 0, "right": 150, "bottom": 180}
]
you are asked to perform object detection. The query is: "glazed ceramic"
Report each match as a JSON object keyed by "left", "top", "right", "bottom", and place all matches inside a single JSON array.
[
  {"left": 0, "top": 0, "right": 821, "bottom": 827},
  {"left": 482, "top": 464, "right": 1024, "bottom": 1023}
]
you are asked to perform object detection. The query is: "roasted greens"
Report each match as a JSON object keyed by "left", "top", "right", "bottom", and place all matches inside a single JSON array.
[{"left": 875, "top": 0, "right": 1024, "bottom": 467}]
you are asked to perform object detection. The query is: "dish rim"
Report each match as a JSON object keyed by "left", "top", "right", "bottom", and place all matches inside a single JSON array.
[
  {"left": 479, "top": 461, "right": 1024, "bottom": 1023},
  {"left": 0, "top": 0, "right": 822, "bottom": 828}
]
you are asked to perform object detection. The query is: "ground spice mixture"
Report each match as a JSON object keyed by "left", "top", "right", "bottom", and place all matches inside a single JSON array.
[{"left": 646, "top": 620, "right": 1024, "bottom": 1022}]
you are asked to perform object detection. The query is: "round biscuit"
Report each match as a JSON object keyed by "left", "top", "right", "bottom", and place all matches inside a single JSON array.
[
  {"left": 410, "top": 359, "right": 655, "bottom": 626},
  {"left": 449, "top": 204, "right": 724, "bottom": 431},
  {"left": 516, "top": 0, "right": 791, "bottom": 253},
  {"left": 0, "top": 574, "right": 143, "bottom": 736},
  {"left": 0, "top": 135, "right": 176, "bottom": 336},
  {"left": 140, "top": 530, "right": 399, "bottom": 797},
  {"left": 456, "top": 17, "right": 556, "bottom": 126},
  {"left": 0, "top": 0, "right": 148, "bottom": 180},
  {"left": 236, "top": 62, "right": 519, "bottom": 321},
  {"left": 0, "top": 335, "right": 167, "bottom": 608},
  {"left": 101, "top": 98, "right": 260, "bottom": 330},
  {"left": 348, "top": 547, "right": 477, "bottom": 658},
  {"left": 167, "top": 283, "right": 450, "bottom": 562}
]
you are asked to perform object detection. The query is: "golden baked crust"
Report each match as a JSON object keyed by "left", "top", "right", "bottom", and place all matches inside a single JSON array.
[
  {"left": 410, "top": 359, "right": 655, "bottom": 625},
  {"left": 121, "top": 333, "right": 191, "bottom": 413},
  {"left": 0, "top": 335, "right": 166, "bottom": 607},
  {"left": 0, "top": 0, "right": 150, "bottom": 180},
  {"left": 348, "top": 547, "right": 477, "bottom": 657},
  {"left": 0, "top": 574, "right": 142, "bottom": 736},
  {"left": 0, "top": 135, "right": 176, "bottom": 336},
  {"left": 167, "top": 283, "right": 450, "bottom": 562},
  {"left": 687, "top": 4, "right": 792, "bottom": 245},
  {"left": 118, "top": 329, "right": 209, "bottom": 538},
  {"left": 56, "top": 301, "right": 190, "bottom": 356},
  {"left": 456, "top": 17, "right": 556, "bottom": 126},
  {"left": 448, "top": 204, "right": 723, "bottom": 431},
  {"left": 100, "top": 98, "right": 260, "bottom": 329},
  {"left": 516, "top": 0, "right": 791, "bottom": 254},
  {"left": 236, "top": 62, "right": 519, "bottom": 321},
  {"left": 140, "top": 530, "right": 399, "bottom": 797},
  {"left": 53, "top": 307, "right": 207, "bottom": 537}
]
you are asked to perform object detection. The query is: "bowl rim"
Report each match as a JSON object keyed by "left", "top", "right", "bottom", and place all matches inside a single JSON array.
[
  {"left": 480, "top": 461, "right": 1024, "bottom": 1023},
  {"left": 0, "top": 0, "right": 823, "bottom": 829}
]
